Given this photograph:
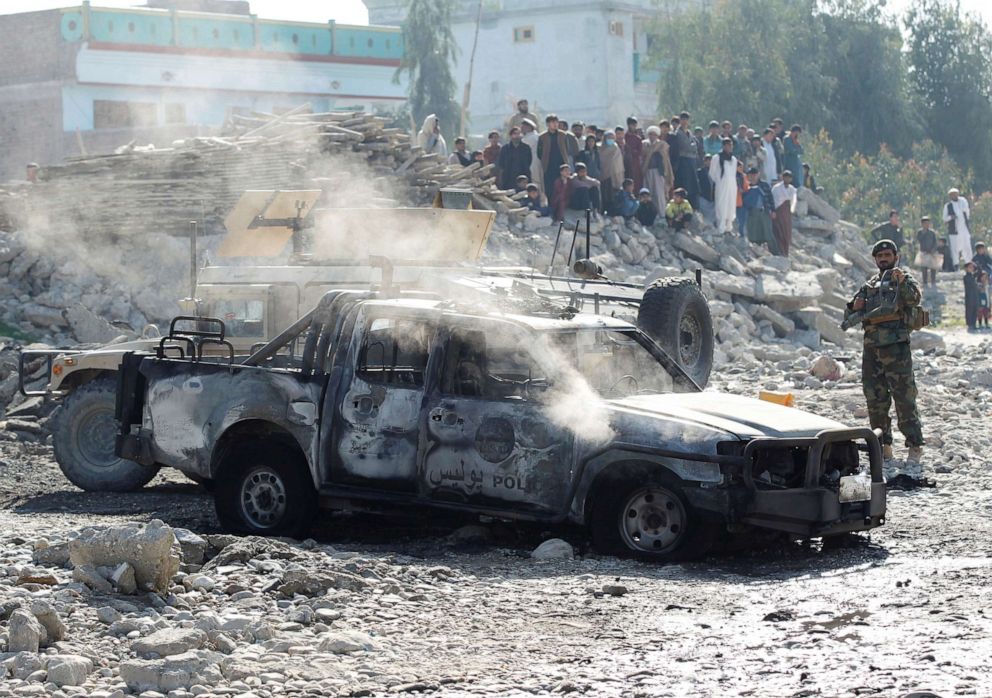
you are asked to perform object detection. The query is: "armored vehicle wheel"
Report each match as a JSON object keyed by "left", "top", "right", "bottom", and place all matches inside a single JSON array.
[
  {"left": 591, "top": 472, "right": 716, "bottom": 562},
  {"left": 51, "top": 376, "right": 159, "bottom": 492},
  {"left": 638, "top": 279, "right": 714, "bottom": 387},
  {"left": 214, "top": 443, "right": 317, "bottom": 538}
]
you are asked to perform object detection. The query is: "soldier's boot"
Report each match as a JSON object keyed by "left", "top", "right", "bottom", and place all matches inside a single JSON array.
[
  {"left": 882, "top": 444, "right": 894, "bottom": 461},
  {"left": 906, "top": 446, "right": 924, "bottom": 464}
]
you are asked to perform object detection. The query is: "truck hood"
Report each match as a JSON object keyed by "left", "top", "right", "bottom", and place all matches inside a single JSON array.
[{"left": 607, "top": 392, "right": 847, "bottom": 443}]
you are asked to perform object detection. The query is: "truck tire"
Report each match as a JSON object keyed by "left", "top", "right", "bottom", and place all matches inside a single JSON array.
[
  {"left": 591, "top": 472, "right": 717, "bottom": 562},
  {"left": 51, "top": 376, "right": 160, "bottom": 492},
  {"left": 214, "top": 442, "right": 317, "bottom": 538},
  {"left": 638, "top": 278, "right": 714, "bottom": 387}
]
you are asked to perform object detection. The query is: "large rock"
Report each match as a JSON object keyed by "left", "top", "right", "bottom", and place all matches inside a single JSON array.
[
  {"left": 63, "top": 303, "right": 120, "bottom": 343},
  {"left": 22, "top": 303, "right": 68, "bottom": 328},
  {"left": 72, "top": 563, "right": 113, "bottom": 593},
  {"left": 173, "top": 528, "right": 208, "bottom": 566},
  {"left": 531, "top": 538, "right": 575, "bottom": 560},
  {"left": 46, "top": 655, "right": 93, "bottom": 687},
  {"left": 119, "top": 650, "right": 223, "bottom": 692},
  {"left": 318, "top": 630, "right": 375, "bottom": 654},
  {"left": 8, "top": 608, "right": 43, "bottom": 652},
  {"left": 31, "top": 541, "right": 70, "bottom": 568},
  {"left": 911, "top": 330, "right": 945, "bottom": 353},
  {"left": 29, "top": 600, "right": 65, "bottom": 644},
  {"left": 752, "top": 305, "right": 796, "bottom": 336},
  {"left": 797, "top": 187, "right": 840, "bottom": 223},
  {"left": 69, "top": 520, "right": 180, "bottom": 593},
  {"left": 757, "top": 271, "right": 824, "bottom": 306},
  {"left": 810, "top": 355, "right": 845, "bottom": 382},
  {"left": 110, "top": 562, "right": 137, "bottom": 594},
  {"left": 277, "top": 568, "right": 371, "bottom": 596},
  {"left": 709, "top": 272, "right": 758, "bottom": 300},
  {"left": 132, "top": 627, "right": 207, "bottom": 658},
  {"left": 673, "top": 232, "right": 720, "bottom": 265}
]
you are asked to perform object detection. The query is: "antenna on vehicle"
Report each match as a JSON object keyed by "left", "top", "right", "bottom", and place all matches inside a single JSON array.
[
  {"left": 189, "top": 220, "right": 197, "bottom": 300},
  {"left": 565, "top": 219, "right": 581, "bottom": 267},
  {"left": 547, "top": 220, "right": 565, "bottom": 276},
  {"left": 178, "top": 220, "right": 201, "bottom": 316},
  {"left": 585, "top": 207, "right": 591, "bottom": 260}
]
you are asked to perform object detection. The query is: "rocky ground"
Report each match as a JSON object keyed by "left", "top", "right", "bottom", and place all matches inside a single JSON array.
[{"left": 1, "top": 268, "right": 990, "bottom": 697}]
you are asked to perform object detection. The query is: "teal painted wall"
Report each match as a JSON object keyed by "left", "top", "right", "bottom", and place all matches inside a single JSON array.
[{"left": 60, "top": 6, "right": 403, "bottom": 61}]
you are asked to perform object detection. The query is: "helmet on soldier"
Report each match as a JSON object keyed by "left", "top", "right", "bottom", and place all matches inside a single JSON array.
[{"left": 871, "top": 239, "right": 898, "bottom": 257}]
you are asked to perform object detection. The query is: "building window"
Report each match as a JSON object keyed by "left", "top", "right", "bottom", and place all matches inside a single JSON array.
[
  {"left": 93, "top": 100, "right": 158, "bottom": 129},
  {"left": 513, "top": 26, "right": 534, "bottom": 42},
  {"left": 609, "top": 21, "right": 624, "bottom": 37},
  {"left": 164, "top": 103, "right": 186, "bottom": 124}
]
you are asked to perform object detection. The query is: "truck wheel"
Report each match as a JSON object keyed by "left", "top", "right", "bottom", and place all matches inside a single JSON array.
[
  {"left": 214, "top": 443, "right": 317, "bottom": 538},
  {"left": 638, "top": 278, "right": 714, "bottom": 388},
  {"left": 591, "top": 473, "right": 716, "bottom": 562},
  {"left": 51, "top": 376, "right": 159, "bottom": 492}
]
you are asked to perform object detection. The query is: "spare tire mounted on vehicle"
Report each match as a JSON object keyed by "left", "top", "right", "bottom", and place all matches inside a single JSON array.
[{"left": 637, "top": 278, "right": 714, "bottom": 387}]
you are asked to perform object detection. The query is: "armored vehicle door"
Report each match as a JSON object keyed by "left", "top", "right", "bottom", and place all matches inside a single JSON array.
[
  {"left": 421, "top": 322, "right": 575, "bottom": 514},
  {"left": 330, "top": 310, "right": 437, "bottom": 491}
]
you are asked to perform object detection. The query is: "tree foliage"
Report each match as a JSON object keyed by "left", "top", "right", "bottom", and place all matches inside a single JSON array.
[
  {"left": 394, "top": 0, "right": 459, "bottom": 141},
  {"left": 905, "top": 0, "right": 992, "bottom": 187},
  {"left": 648, "top": 0, "right": 920, "bottom": 156},
  {"left": 804, "top": 131, "right": 979, "bottom": 232},
  {"left": 647, "top": 0, "right": 992, "bottom": 227}
]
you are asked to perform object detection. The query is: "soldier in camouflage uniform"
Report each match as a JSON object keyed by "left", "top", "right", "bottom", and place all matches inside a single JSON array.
[{"left": 846, "top": 239, "right": 925, "bottom": 463}]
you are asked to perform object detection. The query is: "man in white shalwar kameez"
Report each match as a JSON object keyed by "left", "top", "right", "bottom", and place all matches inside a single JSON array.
[
  {"left": 943, "top": 187, "right": 972, "bottom": 269},
  {"left": 520, "top": 119, "right": 544, "bottom": 194},
  {"left": 709, "top": 138, "right": 739, "bottom": 234}
]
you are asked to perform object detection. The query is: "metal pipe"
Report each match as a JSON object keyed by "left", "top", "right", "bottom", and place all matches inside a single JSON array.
[
  {"left": 189, "top": 220, "right": 198, "bottom": 300},
  {"left": 548, "top": 220, "right": 565, "bottom": 274},
  {"left": 566, "top": 219, "right": 581, "bottom": 267},
  {"left": 585, "top": 208, "right": 591, "bottom": 260}
]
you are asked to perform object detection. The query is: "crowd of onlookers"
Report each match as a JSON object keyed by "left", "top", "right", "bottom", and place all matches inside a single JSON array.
[
  {"left": 415, "top": 102, "right": 990, "bottom": 305},
  {"left": 416, "top": 101, "right": 819, "bottom": 257},
  {"left": 869, "top": 198, "right": 992, "bottom": 332}
]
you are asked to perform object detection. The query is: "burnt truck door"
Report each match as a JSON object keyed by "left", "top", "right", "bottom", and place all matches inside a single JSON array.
[
  {"left": 329, "top": 309, "right": 436, "bottom": 491},
  {"left": 421, "top": 321, "right": 575, "bottom": 514}
]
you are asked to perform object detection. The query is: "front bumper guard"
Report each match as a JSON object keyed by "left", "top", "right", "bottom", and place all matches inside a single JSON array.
[
  {"left": 17, "top": 349, "right": 84, "bottom": 397},
  {"left": 740, "top": 427, "right": 886, "bottom": 536}
]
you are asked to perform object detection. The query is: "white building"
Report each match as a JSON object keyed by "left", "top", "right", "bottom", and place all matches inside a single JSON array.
[{"left": 365, "top": 0, "right": 678, "bottom": 136}]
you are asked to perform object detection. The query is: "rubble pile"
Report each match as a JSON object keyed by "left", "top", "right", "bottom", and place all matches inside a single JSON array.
[
  {"left": 0, "top": 519, "right": 487, "bottom": 696},
  {"left": 486, "top": 186, "right": 885, "bottom": 364},
  {"left": 2, "top": 108, "right": 523, "bottom": 239}
]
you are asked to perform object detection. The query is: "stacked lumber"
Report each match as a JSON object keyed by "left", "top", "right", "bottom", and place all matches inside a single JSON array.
[{"left": 19, "top": 105, "right": 521, "bottom": 238}]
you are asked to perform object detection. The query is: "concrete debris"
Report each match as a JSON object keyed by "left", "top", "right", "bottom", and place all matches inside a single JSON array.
[
  {"left": 68, "top": 520, "right": 180, "bottom": 593},
  {"left": 911, "top": 330, "right": 946, "bottom": 353},
  {"left": 119, "top": 650, "right": 223, "bottom": 692},
  {"left": 44, "top": 654, "right": 93, "bottom": 687},
  {"left": 62, "top": 302, "right": 121, "bottom": 344},
  {"left": 7, "top": 608, "right": 43, "bottom": 652},
  {"left": 72, "top": 563, "right": 113, "bottom": 593},
  {"left": 131, "top": 627, "right": 208, "bottom": 658},
  {"left": 109, "top": 561, "right": 137, "bottom": 594},
  {"left": 318, "top": 630, "right": 376, "bottom": 654},
  {"left": 810, "top": 355, "right": 845, "bottom": 382},
  {"left": 532, "top": 538, "right": 575, "bottom": 560}
]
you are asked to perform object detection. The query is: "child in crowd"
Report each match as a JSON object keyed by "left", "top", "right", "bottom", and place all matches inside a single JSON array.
[
  {"left": 634, "top": 187, "right": 658, "bottom": 226},
  {"left": 665, "top": 188, "right": 693, "bottom": 231},
  {"left": 978, "top": 270, "right": 990, "bottom": 330},
  {"left": 614, "top": 178, "right": 639, "bottom": 219},
  {"left": 964, "top": 261, "right": 979, "bottom": 331},
  {"left": 524, "top": 184, "right": 550, "bottom": 217}
]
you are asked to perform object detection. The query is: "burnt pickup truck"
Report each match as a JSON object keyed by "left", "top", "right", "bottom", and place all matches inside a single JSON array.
[{"left": 115, "top": 290, "right": 885, "bottom": 560}]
